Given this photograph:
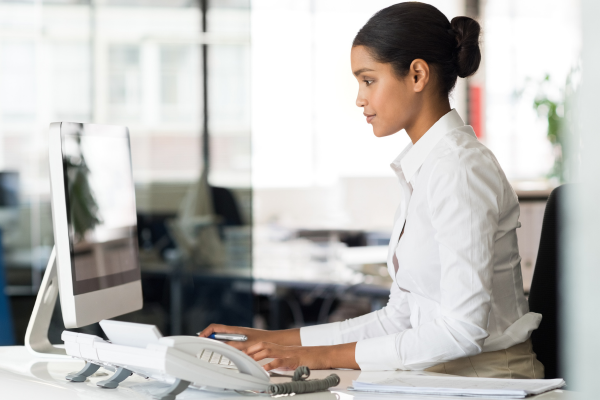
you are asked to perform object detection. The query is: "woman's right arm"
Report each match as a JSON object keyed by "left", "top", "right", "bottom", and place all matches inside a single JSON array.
[
  {"left": 198, "top": 324, "right": 301, "bottom": 350},
  {"left": 199, "top": 281, "right": 411, "bottom": 351},
  {"left": 300, "top": 282, "right": 411, "bottom": 347}
]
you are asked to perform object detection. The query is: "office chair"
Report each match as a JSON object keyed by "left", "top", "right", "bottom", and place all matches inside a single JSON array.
[
  {"left": 211, "top": 186, "right": 243, "bottom": 227},
  {"left": 528, "top": 185, "right": 566, "bottom": 379},
  {"left": 167, "top": 168, "right": 242, "bottom": 266}
]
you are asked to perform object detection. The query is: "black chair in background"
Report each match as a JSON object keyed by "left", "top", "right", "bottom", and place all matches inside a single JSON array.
[
  {"left": 137, "top": 185, "right": 244, "bottom": 255},
  {"left": 211, "top": 186, "right": 243, "bottom": 227},
  {"left": 528, "top": 185, "right": 566, "bottom": 379}
]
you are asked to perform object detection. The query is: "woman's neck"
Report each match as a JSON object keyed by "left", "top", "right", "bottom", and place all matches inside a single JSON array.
[{"left": 405, "top": 98, "right": 452, "bottom": 144}]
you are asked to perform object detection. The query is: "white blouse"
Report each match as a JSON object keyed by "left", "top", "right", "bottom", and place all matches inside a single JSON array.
[{"left": 300, "top": 109, "right": 541, "bottom": 371}]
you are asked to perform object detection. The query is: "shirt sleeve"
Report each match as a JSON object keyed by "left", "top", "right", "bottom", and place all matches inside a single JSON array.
[
  {"left": 300, "top": 281, "right": 412, "bottom": 346},
  {"left": 355, "top": 149, "right": 502, "bottom": 371}
]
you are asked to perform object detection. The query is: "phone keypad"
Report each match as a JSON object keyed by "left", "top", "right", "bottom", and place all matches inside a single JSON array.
[{"left": 196, "top": 349, "right": 236, "bottom": 369}]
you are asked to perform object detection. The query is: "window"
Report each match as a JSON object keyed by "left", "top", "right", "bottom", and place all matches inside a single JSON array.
[
  {"left": 109, "top": 45, "right": 141, "bottom": 121},
  {"left": 0, "top": 42, "right": 36, "bottom": 123},
  {"left": 52, "top": 43, "right": 91, "bottom": 122},
  {"left": 160, "top": 44, "right": 199, "bottom": 123}
]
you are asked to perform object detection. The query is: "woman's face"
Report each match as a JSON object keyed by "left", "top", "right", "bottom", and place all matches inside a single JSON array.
[{"left": 351, "top": 45, "right": 421, "bottom": 138}]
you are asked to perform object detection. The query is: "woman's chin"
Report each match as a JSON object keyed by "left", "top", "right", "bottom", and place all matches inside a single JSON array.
[{"left": 372, "top": 127, "right": 396, "bottom": 138}]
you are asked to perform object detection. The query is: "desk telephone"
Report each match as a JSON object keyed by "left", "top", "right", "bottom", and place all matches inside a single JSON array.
[{"left": 62, "top": 320, "right": 339, "bottom": 400}]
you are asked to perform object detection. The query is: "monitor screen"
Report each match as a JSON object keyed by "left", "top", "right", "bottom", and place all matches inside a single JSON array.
[{"left": 61, "top": 123, "right": 140, "bottom": 296}]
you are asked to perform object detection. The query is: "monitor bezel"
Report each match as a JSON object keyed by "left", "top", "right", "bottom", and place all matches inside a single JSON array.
[{"left": 49, "top": 122, "right": 143, "bottom": 328}]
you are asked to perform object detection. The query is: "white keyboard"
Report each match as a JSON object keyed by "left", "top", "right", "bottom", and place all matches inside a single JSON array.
[{"left": 196, "top": 349, "right": 237, "bottom": 369}]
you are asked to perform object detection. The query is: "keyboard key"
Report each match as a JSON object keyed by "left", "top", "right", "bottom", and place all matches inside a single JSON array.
[
  {"left": 196, "top": 350, "right": 238, "bottom": 370},
  {"left": 199, "top": 351, "right": 211, "bottom": 362}
]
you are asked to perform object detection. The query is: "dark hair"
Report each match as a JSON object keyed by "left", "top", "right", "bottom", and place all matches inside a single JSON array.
[{"left": 353, "top": 2, "right": 481, "bottom": 95}]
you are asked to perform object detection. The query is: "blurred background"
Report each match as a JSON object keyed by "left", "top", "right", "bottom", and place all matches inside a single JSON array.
[
  {"left": 0, "top": 0, "right": 584, "bottom": 379},
  {"left": 0, "top": 0, "right": 254, "bottom": 342}
]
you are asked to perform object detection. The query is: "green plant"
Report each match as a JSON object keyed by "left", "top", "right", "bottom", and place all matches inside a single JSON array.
[
  {"left": 532, "top": 70, "right": 579, "bottom": 183},
  {"left": 66, "top": 140, "right": 102, "bottom": 242}
]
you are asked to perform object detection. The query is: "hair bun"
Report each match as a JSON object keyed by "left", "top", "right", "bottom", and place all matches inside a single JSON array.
[{"left": 450, "top": 16, "right": 481, "bottom": 78}]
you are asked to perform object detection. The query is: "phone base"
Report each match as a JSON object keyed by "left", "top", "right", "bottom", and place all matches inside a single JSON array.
[
  {"left": 152, "top": 378, "right": 190, "bottom": 400},
  {"left": 97, "top": 367, "right": 133, "bottom": 389},
  {"left": 66, "top": 362, "right": 100, "bottom": 382}
]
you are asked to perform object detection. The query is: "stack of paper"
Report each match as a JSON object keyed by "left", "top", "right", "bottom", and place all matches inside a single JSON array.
[{"left": 351, "top": 375, "right": 566, "bottom": 398}]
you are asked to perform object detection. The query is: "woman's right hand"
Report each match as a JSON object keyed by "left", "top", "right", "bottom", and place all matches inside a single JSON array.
[{"left": 198, "top": 324, "right": 301, "bottom": 351}]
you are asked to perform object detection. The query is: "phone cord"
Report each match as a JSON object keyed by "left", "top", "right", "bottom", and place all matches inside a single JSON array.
[{"left": 267, "top": 366, "right": 340, "bottom": 395}]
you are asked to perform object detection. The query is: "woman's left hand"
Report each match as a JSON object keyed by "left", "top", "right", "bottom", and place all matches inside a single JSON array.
[{"left": 244, "top": 342, "right": 359, "bottom": 371}]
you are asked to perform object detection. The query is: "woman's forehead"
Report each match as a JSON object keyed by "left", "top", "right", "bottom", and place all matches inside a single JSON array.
[{"left": 351, "top": 46, "right": 381, "bottom": 73}]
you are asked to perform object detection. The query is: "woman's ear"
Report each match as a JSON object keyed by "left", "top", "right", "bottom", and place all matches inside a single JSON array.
[{"left": 409, "top": 59, "right": 430, "bottom": 93}]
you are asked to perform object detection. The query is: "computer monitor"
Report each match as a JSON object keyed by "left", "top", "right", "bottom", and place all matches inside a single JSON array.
[
  {"left": 25, "top": 122, "right": 143, "bottom": 356},
  {"left": 50, "top": 122, "right": 143, "bottom": 327}
]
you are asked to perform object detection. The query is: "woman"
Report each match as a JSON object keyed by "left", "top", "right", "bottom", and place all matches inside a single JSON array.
[{"left": 200, "top": 2, "right": 544, "bottom": 379}]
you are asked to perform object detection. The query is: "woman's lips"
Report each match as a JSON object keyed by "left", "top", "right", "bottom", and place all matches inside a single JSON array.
[{"left": 365, "top": 114, "right": 376, "bottom": 123}]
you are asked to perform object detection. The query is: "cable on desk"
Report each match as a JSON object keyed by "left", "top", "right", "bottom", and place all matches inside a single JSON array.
[{"left": 267, "top": 366, "right": 340, "bottom": 395}]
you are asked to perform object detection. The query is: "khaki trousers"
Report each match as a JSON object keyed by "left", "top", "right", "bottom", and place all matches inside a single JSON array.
[{"left": 424, "top": 339, "right": 545, "bottom": 379}]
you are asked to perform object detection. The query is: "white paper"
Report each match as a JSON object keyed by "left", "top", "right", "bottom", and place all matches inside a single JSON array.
[{"left": 351, "top": 374, "right": 565, "bottom": 398}]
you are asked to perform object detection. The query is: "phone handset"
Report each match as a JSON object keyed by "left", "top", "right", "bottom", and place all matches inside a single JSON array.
[
  {"left": 158, "top": 336, "right": 269, "bottom": 388},
  {"left": 162, "top": 338, "right": 341, "bottom": 395}
]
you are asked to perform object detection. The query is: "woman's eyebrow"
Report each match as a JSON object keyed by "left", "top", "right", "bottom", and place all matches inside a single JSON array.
[{"left": 353, "top": 67, "right": 375, "bottom": 77}]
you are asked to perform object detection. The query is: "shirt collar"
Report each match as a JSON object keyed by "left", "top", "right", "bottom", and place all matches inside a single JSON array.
[{"left": 390, "top": 109, "right": 465, "bottom": 183}]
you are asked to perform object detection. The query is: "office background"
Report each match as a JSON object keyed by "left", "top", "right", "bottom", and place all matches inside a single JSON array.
[{"left": 0, "top": 0, "right": 585, "bottom": 383}]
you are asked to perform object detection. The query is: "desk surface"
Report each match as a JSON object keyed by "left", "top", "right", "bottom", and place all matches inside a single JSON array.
[{"left": 0, "top": 346, "right": 576, "bottom": 400}]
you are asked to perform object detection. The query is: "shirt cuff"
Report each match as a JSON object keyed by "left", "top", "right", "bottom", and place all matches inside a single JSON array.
[
  {"left": 300, "top": 322, "right": 342, "bottom": 346},
  {"left": 355, "top": 333, "right": 406, "bottom": 371}
]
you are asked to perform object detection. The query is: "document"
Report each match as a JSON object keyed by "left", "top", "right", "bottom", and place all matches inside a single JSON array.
[{"left": 351, "top": 374, "right": 566, "bottom": 398}]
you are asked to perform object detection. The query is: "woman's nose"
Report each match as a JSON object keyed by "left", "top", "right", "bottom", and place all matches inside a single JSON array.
[{"left": 356, "top": 95, "right": 367, "bottom": 108}]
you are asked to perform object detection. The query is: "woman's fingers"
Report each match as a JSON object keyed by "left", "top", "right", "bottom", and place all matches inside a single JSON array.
[
  {"left": 244, "top": 341, "right": 263, "bottom": 356},
  {"left": 248, "top": 349, "right": 268, "bottom": 361},
  {"left": 263, "top": 357, "right": 299, "bottom": 371},
  {"left": 238, "top": 341, "right": 320, "bottom": 372},
  {"left": 198, "top": 323, "right": 224, "bottom": 337},
  {"left": 244, "top": 342, "right": 302, "bottom": 363},
  {"left": 245, "top": 341, "right": 275, "bottom": 356},
  {"left": 224, "top": 340, "right": 249, "bottom": 351},
  {"left": 199, "top": 324, "right": 244, "bottom": 337}
]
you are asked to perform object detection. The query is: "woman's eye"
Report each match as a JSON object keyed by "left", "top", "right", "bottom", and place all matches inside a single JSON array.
[{"left": 363, "top": 79, "right": 374, "bottom": 86}]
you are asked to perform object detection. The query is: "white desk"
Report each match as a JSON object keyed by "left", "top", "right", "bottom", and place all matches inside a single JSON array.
[{"left": 0, "top": 346, "right": 577, "bottom": 400}]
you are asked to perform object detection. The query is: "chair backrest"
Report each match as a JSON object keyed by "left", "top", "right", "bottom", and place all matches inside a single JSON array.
[
  {"left": 211, "top": 186, "right": 243, "bottom": 226},
  {"left": 528, "top": 185, "right": 565, "bottom": 379}
]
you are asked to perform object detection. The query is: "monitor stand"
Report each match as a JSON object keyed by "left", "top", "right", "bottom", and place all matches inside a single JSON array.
[{"left": 24, "top": 246, "right": 67, "bottom": 357}]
